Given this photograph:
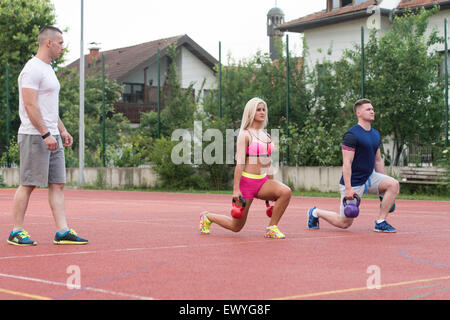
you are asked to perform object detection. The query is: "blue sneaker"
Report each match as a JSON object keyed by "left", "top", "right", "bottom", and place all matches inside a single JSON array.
[
  {"left": 307, "top": 207, "right": 319, "bottom": 230},
  {"left": 54, "top": 229, "right": 88, "bottom": 245},
  {"left": 374, "top": 221, "right": 396, "bottom": 233},
  {"left": 7, "top": 229, "right": 37, "bottom": 246}
]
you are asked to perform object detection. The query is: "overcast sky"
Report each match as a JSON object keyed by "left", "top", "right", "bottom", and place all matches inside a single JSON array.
[{"left": 51, "top": 0, "right": 401, "bottom": 66}]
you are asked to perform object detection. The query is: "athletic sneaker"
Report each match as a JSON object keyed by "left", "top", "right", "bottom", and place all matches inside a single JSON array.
[
  {"left": 53, "top": 229, "right": 88, "bottom": 245},
  {"left": 7, "top": 229, "right": 37, "bottom": 246},
  {"left": 307, "top": 207, "right": 319, "bottom": 230},
  {"left": 200, "top": 212, "right": 211, "bottom": 234},
  {"left": 265, "top": 225, "right": 285, "bottom": 239},
  {"left": 374, "top": 221, "right": 397, "bottom": 233}
]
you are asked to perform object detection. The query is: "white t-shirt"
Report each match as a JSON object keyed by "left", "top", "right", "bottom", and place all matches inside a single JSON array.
[{"left": 18, "top": 56, "right": 60, "bottom": 135}]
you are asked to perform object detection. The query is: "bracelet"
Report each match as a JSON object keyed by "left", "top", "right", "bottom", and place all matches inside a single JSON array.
[{"left": 41, "top": 132, "right": 51, "bottom": 139}]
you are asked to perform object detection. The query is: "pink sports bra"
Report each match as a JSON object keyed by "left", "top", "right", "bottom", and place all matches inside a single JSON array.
[{"left": 246, "top": 130, "right": 274, "bottom": 158}]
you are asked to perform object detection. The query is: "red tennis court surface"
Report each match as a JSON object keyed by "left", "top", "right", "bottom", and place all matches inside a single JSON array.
[{"left": 0, "top": 189, "right": 449, "bottom": 300}]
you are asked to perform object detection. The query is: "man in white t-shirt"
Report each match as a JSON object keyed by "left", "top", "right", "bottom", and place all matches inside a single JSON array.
[{"left": 7, "top": 26, "right": 88, "bottom": 246}]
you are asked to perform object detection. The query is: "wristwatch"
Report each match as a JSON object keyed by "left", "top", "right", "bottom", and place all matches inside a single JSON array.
[{"left": 41, "top": 132, "right": 51, "bottom": 139}]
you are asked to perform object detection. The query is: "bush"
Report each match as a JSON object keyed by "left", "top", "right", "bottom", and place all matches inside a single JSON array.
[
  {"left": 0, "top": 138, "right": 19, "bottom": 167},
  {"left": 150, "top": 137, "right": 209, "bottom": 190},
  {"left": 197, "top": 117, "right": 235, "bottom": 190}
]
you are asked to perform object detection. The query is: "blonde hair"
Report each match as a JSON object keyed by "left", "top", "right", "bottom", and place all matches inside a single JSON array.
[{"left": 239, "top": 97, "right": 268, "bottom": 133}]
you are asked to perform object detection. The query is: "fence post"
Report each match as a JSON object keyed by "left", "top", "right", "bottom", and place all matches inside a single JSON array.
[
  {"left": 79, "top": 0, "right": 85, "bottom": 185},
  {"left": 445, "top": 18, "right": 448, "bottom": 148},
  {"left": 5, "top": 64, "right": 11, "bottom": 167},
  {"left": 157, "top": 48, "right": 161, "bottom": 139},
  {"left": 102, "top": 53, "right": 106, "bottom": 167},
  {"left": 285, "top": 34, "right": 290, "bottom": 165},
  {"left": 219, "top": 41, "right": 222, "bottom": 118},
  {"left": 361, "top": 26, "right": 365, "bottom": 99}
]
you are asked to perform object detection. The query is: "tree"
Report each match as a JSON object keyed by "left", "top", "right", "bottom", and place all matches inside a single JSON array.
[
  {"left": 139, "top": 44, "right": 197, "bottom": 138},
  {"left": 58, "top": 68, "right": 130, "bottom": 167},
  {"left": 350, "top": 7, "right": 444, "bottom": 165},
  {"left": 274, "top": 38, "right": 357, "bottom": 166},
  {"left": 203, "top": 45, "right": 311, "bottom": 132},
  {"left": 202, "top": 53, "right": 257, "bottom": 129},
  {"left": 0, "top": 0, "right": 63, "bottom": 156}
]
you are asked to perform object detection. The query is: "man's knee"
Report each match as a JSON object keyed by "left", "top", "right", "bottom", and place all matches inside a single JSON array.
[
  {"left": 17, "top": 185, "right": 36, "bottom": 195},
  {"left": 394, "top": 179, "right": 400, "bottom": 193},
  {"left": 387, "top": 179, "right": 400, "bottom": 195},
  {"left": 49, "top": 183, "right": 65, "bottom": 190},
  {"left": 380, "top": 177, "right": 400, "bottom": 196}
]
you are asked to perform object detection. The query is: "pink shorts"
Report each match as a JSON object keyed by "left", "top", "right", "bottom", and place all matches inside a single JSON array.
[{"left": 239, "top": 172, "right": 268, "bottom": 199}]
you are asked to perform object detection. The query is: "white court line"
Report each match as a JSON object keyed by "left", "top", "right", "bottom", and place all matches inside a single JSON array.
[
  {"left": 0, "top": 272, "right": 154, "bottom": 300},
  {"left": 0, "top": 244, "right": 190, "bottom": 261}
]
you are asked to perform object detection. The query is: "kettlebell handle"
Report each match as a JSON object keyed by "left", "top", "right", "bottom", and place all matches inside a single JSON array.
[
  {"left": 265, "top": 200, "right": 274, "bottom": 218},
  {"left": 343, "top": 194, "right": 361, "bottom": 207},
  {"left": 233, "top": 196, "right": 246, "bottom": 208}
]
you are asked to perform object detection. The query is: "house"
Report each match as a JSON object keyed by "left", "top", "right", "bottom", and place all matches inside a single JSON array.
[
  {"left": 66, "top": 34, "right": 218, "bottom": 123},
  {"left": 394, "top": 0, "right": 450, "bottom": 71},
  {"left": 275, "top": 0, "right": 450, "bottom": 165},
  {"left": 394, "top": 0, "right": 450, "bottom": 164},
  {"left": 277, "top": 0, "right": 450, "bottom": 68},
  {"left": 276, "top": 0, "right": 392, "bottom": 68}
]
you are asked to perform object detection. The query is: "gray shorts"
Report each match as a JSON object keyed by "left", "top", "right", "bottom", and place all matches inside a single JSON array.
[
  {"left": 339, "top": 171, "right": 389, "bottom": 218},
  {"left": 18, "top": 134, "right": 66, "bottom": 187}
]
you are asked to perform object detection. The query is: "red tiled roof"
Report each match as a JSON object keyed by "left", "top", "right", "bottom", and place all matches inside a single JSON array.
[
  {"left": 397, "top": 0, "right": 446, "bottom": 9},
  {"left": 278, "top": 0, "right": 378, "bottom": 30},
  {"left": 65, "top": 34, "right": 218, "bottom": 83},
  {"left": 66, "top": 35, "right": 183, "bottom": 82}
]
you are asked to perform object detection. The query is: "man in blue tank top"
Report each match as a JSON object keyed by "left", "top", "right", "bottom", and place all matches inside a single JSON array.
[{"left": 307, "top": 99, "right": 400, "bottom": 233}]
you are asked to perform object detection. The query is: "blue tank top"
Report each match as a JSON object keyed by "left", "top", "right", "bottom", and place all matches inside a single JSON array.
[{"left": 339, "top": 124, "right": 380, "bottom": 186}]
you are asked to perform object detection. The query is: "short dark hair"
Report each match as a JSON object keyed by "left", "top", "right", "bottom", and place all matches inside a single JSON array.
[
  {"left": 353, "top": 98, "right": 371, "bottom": 113},
  {"left": 38, "top": 26, "right": 62, "bottom": 44},
  {"left": 39, "top": 26, "right": 62, "bottom": 35}
]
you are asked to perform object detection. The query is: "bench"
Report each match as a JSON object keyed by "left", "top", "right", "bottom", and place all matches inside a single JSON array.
[{"left": 399, "top": 167, "right": 449, "bottom": 185}]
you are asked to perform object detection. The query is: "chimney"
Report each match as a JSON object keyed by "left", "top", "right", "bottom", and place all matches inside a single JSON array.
[{"left": 88, "top": 46, "right": 101, "bottom": 66}]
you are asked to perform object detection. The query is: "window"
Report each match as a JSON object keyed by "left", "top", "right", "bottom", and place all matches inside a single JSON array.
[
  {"left": 122, "top": 83, "right": 144, "bottom": 104},
  {"left": 342, "top": 0, "right": 353, "bottom": 7},
  {"left": 331, "top": 0, "right": 362, "bottom": 10}
]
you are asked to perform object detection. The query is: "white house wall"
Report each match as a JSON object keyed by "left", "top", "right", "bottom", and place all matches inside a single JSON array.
[
  {"left": 304, "top": 18, "right": 368, "bottom": 66},
  {"left": 426, "top": 9, "right": 450, "bottom": 53},
  {"left": 122, "top": 56, "right": 169, "bottom": 86},
  {"left": 303, "top": 13, "right": 391, "bottom": 67},
  {"left": 147, "top": 56, "right": 169, "bottom": 86},
  {"left": 122, "top": 70, "right": 144, "bottom": 84},
  {"left": 302, "top": 7, "right": 449, "bottom": 68},
  {"left": 179, "top": 46, "right": 217, "bottom": 94}
]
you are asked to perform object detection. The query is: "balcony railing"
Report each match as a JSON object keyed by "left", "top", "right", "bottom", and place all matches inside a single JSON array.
[
  {"left": 116, "top": 86, "right": 169, "bottom": 123},
  {"left": 115, "top": 102, "right": 160, "bottom": 123},
  {"left": 115, "top": 85, "right": 194, "bottom": 123}
]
